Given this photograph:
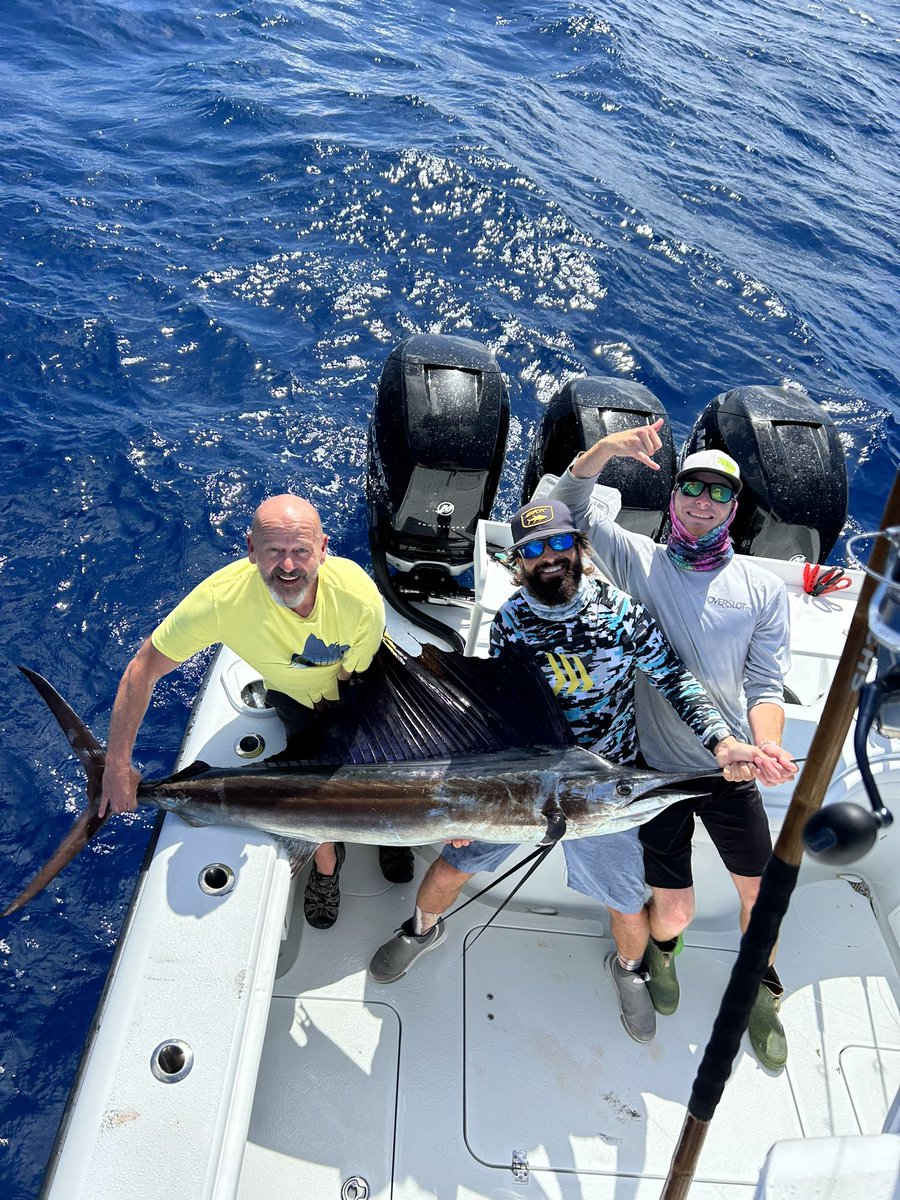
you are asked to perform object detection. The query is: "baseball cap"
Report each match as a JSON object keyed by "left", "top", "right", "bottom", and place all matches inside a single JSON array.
[
  {"left": 509, "top": 499, "right": 579, "bottom": 551},
  {"left": 676, "top": 449, "right": 743, "bottom": 494}
]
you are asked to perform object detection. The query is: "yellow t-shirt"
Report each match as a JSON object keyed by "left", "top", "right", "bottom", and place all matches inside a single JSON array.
[{"left": 151, "top": 555, "right": 385, "bottom": 707}]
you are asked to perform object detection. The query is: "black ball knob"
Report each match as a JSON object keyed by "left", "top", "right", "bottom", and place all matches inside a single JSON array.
[{"left": 803, "top": 803, "right": 879, "bottom": 865}]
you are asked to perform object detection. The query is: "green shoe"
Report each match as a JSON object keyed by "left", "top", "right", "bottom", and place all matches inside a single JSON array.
[
  {"left": 643, "top": 938, "right": 680, "bottom": 1015},
  {"left": 748, "top": 975, "right": 788, "bottom": 1070}
]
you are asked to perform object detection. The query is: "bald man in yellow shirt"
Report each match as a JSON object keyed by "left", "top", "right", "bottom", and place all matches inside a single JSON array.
[{"left": 99, "top": 494, "right": 394, "bottom": 928}]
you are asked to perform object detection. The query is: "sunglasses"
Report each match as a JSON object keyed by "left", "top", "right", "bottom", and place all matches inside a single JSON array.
[
  {"left": 516, "top": 531, "right": 577, "bottom": 560},
  {"left": 676, "top": 479, "right": 736, "bottom": 504}
]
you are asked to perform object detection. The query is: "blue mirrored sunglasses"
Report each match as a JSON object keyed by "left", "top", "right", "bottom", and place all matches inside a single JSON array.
[
  {"left": 516, "top": 531, "right": 577, "bottom": 560},
  {"left": 676, "top": 478, "right": 736, "bottom": 504}
]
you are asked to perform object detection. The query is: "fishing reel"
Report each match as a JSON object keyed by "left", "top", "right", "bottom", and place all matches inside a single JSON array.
[{"left": 803, "top": 528, "right": 900, "bottom": 865}]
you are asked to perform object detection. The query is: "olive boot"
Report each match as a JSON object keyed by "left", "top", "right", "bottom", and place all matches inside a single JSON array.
[
  {"left": 748, "top": 967, "right": 788, "bottom": 1070},
  {"left": 644, "top": 937, "right": 680, "bottom": 1016}
]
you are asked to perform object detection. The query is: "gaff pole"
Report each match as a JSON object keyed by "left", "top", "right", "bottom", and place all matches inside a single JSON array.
[{"left": 660, "top": 470, "right": 900, "bottom": 1200}]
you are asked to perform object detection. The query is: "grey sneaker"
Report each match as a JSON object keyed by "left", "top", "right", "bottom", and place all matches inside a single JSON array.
[
  {"left": 605, "top": 952, "right": 656, "bottom": 1043},
  {"left": 368, "top": 918, "right": 447, "bottom": 984}
]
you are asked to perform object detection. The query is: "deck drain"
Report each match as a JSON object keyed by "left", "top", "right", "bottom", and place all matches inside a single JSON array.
[
  {"left": 151, "top": 1040, "right": 194, "bottom": 1083},
  {"left": 199, "top": 863, "right": 235, "bottom": 896},
  {"left": 235, "top": 732, "right": 266, "bottom": 758}
]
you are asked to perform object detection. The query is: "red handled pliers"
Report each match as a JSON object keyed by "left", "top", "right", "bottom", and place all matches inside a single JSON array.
[{"left": 803, "top": 563, "right": 852, "bottom": 596}]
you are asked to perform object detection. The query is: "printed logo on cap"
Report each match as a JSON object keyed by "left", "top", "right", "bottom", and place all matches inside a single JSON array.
[
  {"left": 712, "top": 452, "right": 738, "bottom": 473},
  {"left": 521, "top": 505, "right": 554, "bottom": 529}
]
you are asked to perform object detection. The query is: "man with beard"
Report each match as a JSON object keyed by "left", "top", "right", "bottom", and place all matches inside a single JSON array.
[
  {"left": 549, "top": 429, "right": 798, "bottom": 1069},
  {"left": 368, "top": 500, "right": 778, "bottom": 1044},
  {"left": 99, "top": 494, "right": 394, "bottom": 928}
]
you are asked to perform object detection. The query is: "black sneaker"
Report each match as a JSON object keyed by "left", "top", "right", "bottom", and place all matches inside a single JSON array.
[
  {"left": 304, "top": 843, "right": 346, "bottom": 929},
  {"left": 378, "top": 845, "right": 415, "bottom": 883}
]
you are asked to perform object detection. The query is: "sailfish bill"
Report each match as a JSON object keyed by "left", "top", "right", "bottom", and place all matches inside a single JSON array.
[{"left": 5, "top": 641, "right": 721, "bottom": 916}]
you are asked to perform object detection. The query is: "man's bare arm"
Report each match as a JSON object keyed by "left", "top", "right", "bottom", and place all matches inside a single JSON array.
[
  {"left": 100, "top": 639, "right": 181, "bottom": 817},
  {"left": 747, "top": 701, "right": 798, "bottom": 784}
]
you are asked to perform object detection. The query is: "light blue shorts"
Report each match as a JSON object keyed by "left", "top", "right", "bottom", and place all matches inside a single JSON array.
[{"left": 441, "top": 828, "right": 647, "bottom": 914}]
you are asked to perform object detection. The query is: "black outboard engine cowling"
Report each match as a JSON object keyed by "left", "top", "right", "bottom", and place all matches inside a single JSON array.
[
  {"left": 522, "top": 378, "right": 676, "bottom": 540},
  {"left": 367, "top": 334, "right": 509, "bottom": 648},
  {"left": 683, "top": 386, "right": 848, "bottom": 562}
]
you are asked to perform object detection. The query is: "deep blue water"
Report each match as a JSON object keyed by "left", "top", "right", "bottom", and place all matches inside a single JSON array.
[{"left": 0, "top": 1, "right": 897, "bottom": 1195}]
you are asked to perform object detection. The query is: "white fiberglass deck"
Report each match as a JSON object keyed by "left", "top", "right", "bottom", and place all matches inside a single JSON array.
[
  {"left": 39, "top": 552, "right": 900, "bottom": 1200},
  {"left": 236, "top": 843, "right": 900, "bottom": 1200}
]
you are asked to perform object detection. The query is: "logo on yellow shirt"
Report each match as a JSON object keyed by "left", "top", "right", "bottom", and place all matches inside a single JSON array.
[{"left": 290, "top": 634, "right": 350, "bottom": 668}]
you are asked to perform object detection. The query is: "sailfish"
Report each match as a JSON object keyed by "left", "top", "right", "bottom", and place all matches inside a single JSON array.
[{"left": 4, "top": 639, "right": 721, "bottom": 915}]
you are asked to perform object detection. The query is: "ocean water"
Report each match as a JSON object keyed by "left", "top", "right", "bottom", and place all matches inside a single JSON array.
[{"left": 0, "top": 0, "right": 896, "bottom": 1195}]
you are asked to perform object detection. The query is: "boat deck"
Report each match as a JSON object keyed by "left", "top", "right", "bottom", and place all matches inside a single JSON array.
[
  {"left": 38, "top": 552, "right": 900, "bottom": 1200},
  {"left": 236, "top": 840, "right": 900, "bottom": 1199},
  {"left": 209, "top": 562, "right": 900, "bottom": 1198}
]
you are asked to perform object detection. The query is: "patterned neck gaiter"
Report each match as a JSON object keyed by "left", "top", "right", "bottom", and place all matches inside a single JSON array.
[
  {"left": 521, "top": 574, "right": 593, "bottom": 621},
  {"left": 665, "top": 496, "right": 737, "bottom": 572}
]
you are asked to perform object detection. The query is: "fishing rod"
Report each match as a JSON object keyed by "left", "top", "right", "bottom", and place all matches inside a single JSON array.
[{"left": 660, "top": 470, "right": 900, "bottom": 1200}]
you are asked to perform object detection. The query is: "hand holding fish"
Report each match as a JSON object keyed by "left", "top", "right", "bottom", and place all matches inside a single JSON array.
[
  {"left": 746, "top": 707, "right": 799, "bottom": 786},
  {"left": 570, "top": 417, "right": 665, "bottom": 478},
  {"left": 99, "top": 761, "right": 142, "bottom": 817},
  {"left": 753, "top": 742, "right": 798, "bottom": 786},
  {"left": 714, "top": 736, "right": 797, "bottom": 787},
  {"left": 714, "top": 735, "right": 758, "bottom": 782},
  {"left": 98, "top": 639, "right": 180, "bottom": 817}
]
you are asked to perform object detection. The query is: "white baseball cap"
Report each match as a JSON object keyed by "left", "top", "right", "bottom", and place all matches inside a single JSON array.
[{"left": 676, "top": 449, "right": 742, "bottom": 494}]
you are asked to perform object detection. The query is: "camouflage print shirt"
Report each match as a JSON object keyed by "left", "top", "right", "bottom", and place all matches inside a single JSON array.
[{"left": 489, "top": 577, "right": 731, "bottom": 764}]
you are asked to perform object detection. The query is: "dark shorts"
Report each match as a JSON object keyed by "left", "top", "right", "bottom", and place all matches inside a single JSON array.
[
  {"left": 639, "top": 776, "right": 772, "bottom": 890},
  {"left": 266, "top": 690, "right": 318, "bottom": 737}
]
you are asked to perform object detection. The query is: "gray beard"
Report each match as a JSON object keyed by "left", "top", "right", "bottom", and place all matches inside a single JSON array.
[{"left": 265, "top": 578, "right": 311, "bottom": 609}]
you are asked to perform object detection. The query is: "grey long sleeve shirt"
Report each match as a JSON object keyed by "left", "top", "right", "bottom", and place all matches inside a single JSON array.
[{"left": 550, "top": 466, "right": 790, "bottom": 771}]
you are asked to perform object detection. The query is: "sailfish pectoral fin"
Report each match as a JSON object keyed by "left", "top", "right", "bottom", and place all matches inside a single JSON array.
[{"left": 277, "top": 838, "right": 320, "bottom": 877}]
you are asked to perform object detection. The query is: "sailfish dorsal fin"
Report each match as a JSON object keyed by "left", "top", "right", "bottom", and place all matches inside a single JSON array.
[{"left": 269, "top": 638, "right": 574, "bottom": 767}]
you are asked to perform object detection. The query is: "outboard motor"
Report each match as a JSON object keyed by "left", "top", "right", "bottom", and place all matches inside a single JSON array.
[
  {"left": 367, "top": 334, "right": 509, "bottom": 649},
  {"left": 522, "top": 377, "right": 675, "bottom": 539},
  {"left": 683, "top": 386, "right": 848, "bottom": 562}
]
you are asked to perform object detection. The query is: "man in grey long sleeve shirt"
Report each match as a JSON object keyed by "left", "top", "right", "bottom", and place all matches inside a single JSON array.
[{"left": 550, "top": 420, "right": 798, "bottom": 1069}]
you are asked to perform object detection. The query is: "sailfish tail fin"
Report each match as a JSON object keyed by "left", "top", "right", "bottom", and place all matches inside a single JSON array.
[
  {"left": 3, "top": 667, "right": 110, "bottom": 917},
  {"left": 18, "top": 666, "right": 107, "bottom": 799}
]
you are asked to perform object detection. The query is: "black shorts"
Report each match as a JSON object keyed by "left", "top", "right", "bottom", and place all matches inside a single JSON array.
[
  {"left": 639, "top": 776, "right": 772, "bottom": 890},
  {"left": 265, "top": 690, "right": 318, "bottom": 737}
]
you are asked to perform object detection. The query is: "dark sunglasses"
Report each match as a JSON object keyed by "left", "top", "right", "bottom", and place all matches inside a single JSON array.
[
  {"left": 516, "top": 531, "right": 577, "bottom": 560},
  {"left": 676, "top": 479, "right": 736, "bottom": 504}
]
